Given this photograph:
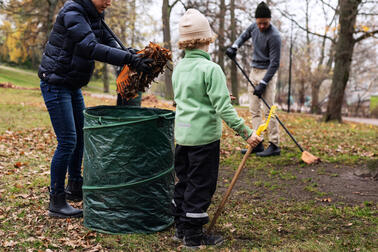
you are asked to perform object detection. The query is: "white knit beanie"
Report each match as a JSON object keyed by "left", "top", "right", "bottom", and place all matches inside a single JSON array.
[{"left": 179, "top": 9, "right": 214, "bottom": 42}]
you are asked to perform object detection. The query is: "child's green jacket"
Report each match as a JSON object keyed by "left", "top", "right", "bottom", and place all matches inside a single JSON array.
[{"left": 172, "top": 49, "right": 253, "bottom": 146}]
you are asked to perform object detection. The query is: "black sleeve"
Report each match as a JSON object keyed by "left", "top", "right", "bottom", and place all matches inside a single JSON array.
[{"left": 64, "top": 10, "right": 130, "bottom": 66}]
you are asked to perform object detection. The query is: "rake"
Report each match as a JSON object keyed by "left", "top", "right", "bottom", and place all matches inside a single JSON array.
[{"left": 231, "top": 57, "right": 320, "bottom": 165}]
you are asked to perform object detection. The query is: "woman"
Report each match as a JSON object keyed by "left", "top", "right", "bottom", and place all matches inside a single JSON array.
[{"left": 39, "top": 0, "right": 151, "bottom": 218}]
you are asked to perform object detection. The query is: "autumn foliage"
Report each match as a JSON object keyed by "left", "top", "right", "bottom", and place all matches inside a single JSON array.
[{"left": 116, "top": 42, "right": 172, "bottom": 101}]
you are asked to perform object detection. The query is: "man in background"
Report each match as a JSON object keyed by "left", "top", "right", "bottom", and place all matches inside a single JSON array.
[{"left": 226, "top": 1, "right": 282, "bottom": 157}]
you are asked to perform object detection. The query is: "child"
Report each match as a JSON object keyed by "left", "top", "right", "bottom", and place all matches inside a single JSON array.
[{"left": 171, "top": 9, "right": 262, "bottom": 248}]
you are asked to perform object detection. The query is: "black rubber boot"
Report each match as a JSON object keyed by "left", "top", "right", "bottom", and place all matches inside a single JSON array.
[
  {"left": 65, "top": 179, "right": 83, "bottom": 202},
  {"left": 256, "top": 142, "right": 280, "bottom": 157},
  {"left": 240, "top": 142, "right": 264, "bottom": 155},
  {"left": 184, "top": 226, "right": 223, "bottom": 248},
  {"left": 48, "top": 191, "right": 83, "bottom": 218},
  {"left": 173, "top": 222, "right": 185, "bottom": 242}
]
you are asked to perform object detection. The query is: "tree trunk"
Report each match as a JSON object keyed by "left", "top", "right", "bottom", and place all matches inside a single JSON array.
[
  {"left": 130, "top": 0, "right": 136, "bottom": 47},
  {"left": 305, "top": 0, "right": 316, "bottom": 113},
  {"left": 230, "top": 0, "right": 239, "bottom": 105},
  {"left": 276, "top": 69, "right": 282, "bottom": 104},
  {"left": 311, "top": 8, "right": 335, "bottom": 114},
  {"left": 44, "top": 0, "right": 59, "bottom": 45},
  {"left": 311, "top": 81, "right": 320, "bottom": 114},
  {"left": 103, "top": 63, "right": 109, "bottom": 93},
  {"left": 162, "top": 0, "right": 174, "bottom": 100},
  {"left": 324, "top": 0, "right": 360, "bottom": 122},
  {"left": 31, "top": 46, "right": 37, "bottom": 69},
  {"left": 298, "top": 78, "right": 305, "bottom": 111},
  {"left": 217, "top": 0, "right": 225, "bottom": 71}
]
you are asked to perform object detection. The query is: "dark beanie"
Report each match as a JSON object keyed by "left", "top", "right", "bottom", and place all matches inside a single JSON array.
[{"left": 255, "top": 2, "right": 271, "bottom": 18}]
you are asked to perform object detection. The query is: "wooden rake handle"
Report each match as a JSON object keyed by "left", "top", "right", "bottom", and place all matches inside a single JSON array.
[{"left": 207, "top": 145, "right": 253, "bottom": 233}]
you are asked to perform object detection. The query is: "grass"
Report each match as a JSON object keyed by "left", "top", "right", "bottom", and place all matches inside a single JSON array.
[
  {"left": 221, "top": 109, "right": 377, "bottom": 167},
  {"left": 371, "top": 96, "right": 378, "bottom": 117},
  {"left": 0, "top": 65, "right": 117, "bottom": 133},
  {"left": 0, "top": 88, "right": 51, "bottom": 132},
  {"left": 0, "top": 64, "right": 117, "bottom": 93},
  {"left": 0, "top": 65, "right": 40, "bottom": 88},
  {"left": 370, "top": 96, "right": 378, "bottom": 109},
  {"left": 0, "top": 65, "right": 377, "bottom": 251}
]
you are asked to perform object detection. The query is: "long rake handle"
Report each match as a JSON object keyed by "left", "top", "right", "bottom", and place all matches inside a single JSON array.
[
  {"left": 207, "top": 145, "right": 253, "bottom": 233},
  {"left": 232, "top": 58, "right": 304, "bottom": 152}
]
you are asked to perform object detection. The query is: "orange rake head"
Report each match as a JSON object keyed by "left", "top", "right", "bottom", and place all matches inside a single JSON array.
[{"left": 301, "top": 151, "right": 321, "bottom": 164}]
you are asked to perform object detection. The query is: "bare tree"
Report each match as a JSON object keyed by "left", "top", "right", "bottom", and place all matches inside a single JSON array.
[
  {"left": 218, "top": 0, "right": 226, "bottom": 71},
  {"left": 45, "top": 0, "right": 61, "bottom": 41},
  {"left": 103, "top": 63, "right": 109, "bottom": 93},
  {"left": 278, "top": 0, "right": 339, "bottom": 114},
  {"left": 324, "top": 0, "right": 377, "bottom": 122},
  {"left": 230, "top": 0, "right": 239, "bottom": 104},
  {"left": 162, "top": 0, "right": 182, "bottom": 100},
  {"left": 308, "top": 0, "right": 338, "bottom": 114}
]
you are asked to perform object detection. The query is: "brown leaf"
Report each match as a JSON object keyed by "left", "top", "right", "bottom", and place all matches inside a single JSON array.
[
  {"left": 4, "top": 240, "right": 18, "bottom": 247},
  {"left": 15, "top": 194, "right": 28, "bottom": 199},
  {"left": 15, "top": 184, "right": 23, "bottom": 189}
]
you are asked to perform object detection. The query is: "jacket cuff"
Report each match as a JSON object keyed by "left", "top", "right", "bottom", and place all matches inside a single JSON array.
[
  {"left": 260, "top": 80, "right": 267, "bottom": 85},
  {"left": 240, "top": 125, "right": 253, "bottom": 141}
]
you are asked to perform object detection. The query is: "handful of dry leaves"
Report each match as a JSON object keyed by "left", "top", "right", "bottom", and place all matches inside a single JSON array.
[{"left": 116, "top": 42, "right": 172, "bottom": 101}]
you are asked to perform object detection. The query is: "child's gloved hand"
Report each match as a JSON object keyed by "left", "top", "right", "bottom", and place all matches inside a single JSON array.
[{"left": 247, "top": 131, "right": 262, "bottom": 149}]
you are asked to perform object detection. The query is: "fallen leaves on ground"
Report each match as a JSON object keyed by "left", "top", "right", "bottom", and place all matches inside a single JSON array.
[{"left": 0, "top": 97, "right": 377, "bottom": 250}]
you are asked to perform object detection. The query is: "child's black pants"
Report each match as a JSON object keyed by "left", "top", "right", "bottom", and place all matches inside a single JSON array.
[{"left": 172, "top": 140, "right": 220, "bottom": 228}]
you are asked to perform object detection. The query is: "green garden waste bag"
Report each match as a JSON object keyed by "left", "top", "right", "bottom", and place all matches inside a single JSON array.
[{"left": 82, "top": 106, "right": 175, "bottom": 234}]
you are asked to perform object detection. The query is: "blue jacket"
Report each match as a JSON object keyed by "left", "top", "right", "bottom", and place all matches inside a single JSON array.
[{"left": 38, "top": 0, "right": 132, "bottom": 89}]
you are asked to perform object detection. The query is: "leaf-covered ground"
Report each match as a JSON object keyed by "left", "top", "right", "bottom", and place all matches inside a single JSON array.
[{"left": 0, "top": 81, "right": 377, "bottom": 251}]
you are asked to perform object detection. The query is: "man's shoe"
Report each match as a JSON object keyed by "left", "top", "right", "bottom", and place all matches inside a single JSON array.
[
  {"left": 256, "top": 142, "right": 280, "bottom": 157},
  {"left": 240, "top": 142, "right": 264, "bottom": 155}
]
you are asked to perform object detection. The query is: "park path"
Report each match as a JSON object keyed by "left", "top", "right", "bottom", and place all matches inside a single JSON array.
[
  {"left": 0, "top": 65, "right": 35, "bottom": 76},
  {"left": 342, "top": 117, "right": 378, "bottom": 126}
]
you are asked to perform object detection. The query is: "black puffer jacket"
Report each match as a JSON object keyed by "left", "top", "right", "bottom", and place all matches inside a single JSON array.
[{"left": 38, "top": 0, "right": 132, "bottom": 89}]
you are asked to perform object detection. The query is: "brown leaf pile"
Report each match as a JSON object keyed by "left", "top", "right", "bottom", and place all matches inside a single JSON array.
[
  {"left": 141, "top": 94, "right": 175, "bottom": 111},
  {"left": 0, "top": 82, "right": 39, "bottom": 90},
  {"left": 116, "top": 42, "right": 172, "bottom": 101}
]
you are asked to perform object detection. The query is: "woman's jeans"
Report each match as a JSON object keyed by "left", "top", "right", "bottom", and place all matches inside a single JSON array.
[{"left": 40, "top": 80, "right": 85, "bottom": 194}]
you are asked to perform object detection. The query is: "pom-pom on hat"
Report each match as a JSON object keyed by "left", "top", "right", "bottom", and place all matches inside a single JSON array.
[
  {"left": 179, "top": 9, "right": 214, "bottom": 42},
  {"left": 255, "top": 2, "right": 271, "bottom": 18}
]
